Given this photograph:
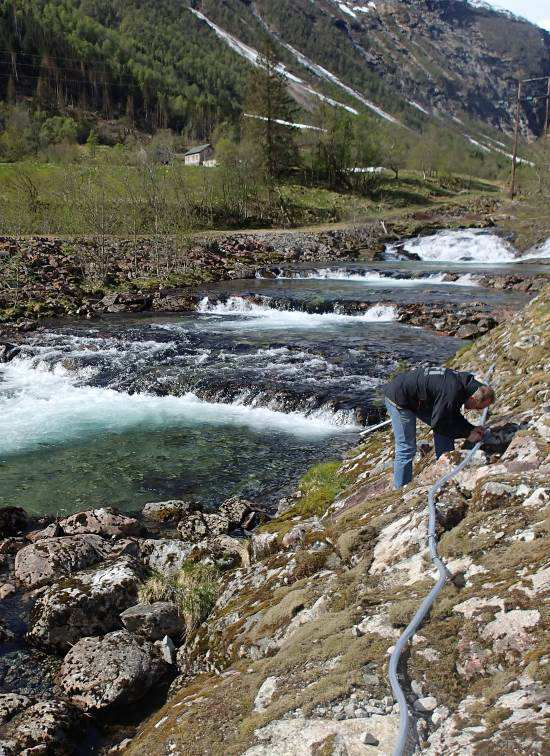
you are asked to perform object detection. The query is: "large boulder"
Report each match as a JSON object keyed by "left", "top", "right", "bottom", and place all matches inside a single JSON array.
[
  {"left": 141, "top": 500, "right": 194, "bottom": 523},
  {"left": 141, "top": 539, "right": 193, "bottom": 576},
  {"left": 27, "top": 557, "right": 144, "bottom": 654},
  {"left": 0, "top": 695, "right": 81, "bottom": 755},
  {"left": 15, "top": 535, "right": 108, "bottom": 589},
  {"left": 120, "top": 602, "right": 184, "bottom": 641},
  {"left": 59, "top": 507, "right": 141, "bottom": 537},
  {"left": 58, "top": 630, "right": 168, "bottom": 711},
  {"left": 0, "top": 507, "right": 28, "bottom": 538}
]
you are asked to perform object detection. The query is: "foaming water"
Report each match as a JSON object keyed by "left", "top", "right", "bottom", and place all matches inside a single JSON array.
[
  {"left": 385, "top": 229, "right": 515, "bottom": 263},
  {"left": 517, "top": 237, "right": 550, "bottom": 261},
  {"left": 0, "top": 357, "right": 352, "bottom": 457},
  {"left": 197, "top": 296, "right": 397, "bottom": 325},
  {"left": 264, "top": 269, "right": 479, "bottom": 286}
]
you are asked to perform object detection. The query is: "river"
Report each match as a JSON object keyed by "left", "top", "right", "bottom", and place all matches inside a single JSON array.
[{"left": 0, "top": 228, "right": 542, "bottom": 519}]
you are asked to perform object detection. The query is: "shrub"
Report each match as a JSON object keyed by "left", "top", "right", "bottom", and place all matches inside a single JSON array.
[
  {"left": 39, "top": 116, "right": 78, "bottom": 147},
  {"left": 138, "top": 561, "right": 219, "bottom": 633}
]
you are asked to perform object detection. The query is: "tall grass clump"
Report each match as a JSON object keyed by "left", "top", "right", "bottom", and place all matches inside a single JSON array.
[{"left": 138, "top": 562, "right": 219, "bottom": 633}]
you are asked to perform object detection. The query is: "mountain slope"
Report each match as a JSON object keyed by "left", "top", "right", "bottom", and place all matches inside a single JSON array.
[{"left": 0, "top": 0, "right": 548, "bottom": 140}]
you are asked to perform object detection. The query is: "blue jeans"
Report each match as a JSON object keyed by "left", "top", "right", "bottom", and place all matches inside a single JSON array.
[{"left": 385, "top": 398, "right": 454, "bottom": 489}]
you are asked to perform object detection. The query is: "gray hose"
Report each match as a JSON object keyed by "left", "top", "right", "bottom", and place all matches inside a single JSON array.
[{"left": 388, "top": 404, "right": 490, "bottom": 756}]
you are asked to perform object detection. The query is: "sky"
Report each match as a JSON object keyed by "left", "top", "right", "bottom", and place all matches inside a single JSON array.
[{"left": 488, "top": 0, "right": 550, "bottom": 30}]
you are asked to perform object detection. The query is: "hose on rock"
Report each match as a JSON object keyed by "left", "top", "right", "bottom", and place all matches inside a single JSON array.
[{"left": 388, "top": 397, "right": 492, "bottom": 756}]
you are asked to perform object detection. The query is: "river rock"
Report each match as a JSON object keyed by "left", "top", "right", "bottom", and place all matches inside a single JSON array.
[
  {"left": 120, "top": 602, "right": 184, "bottom": 641},
  {"left": 59, "top": 507, "right": 141, "bottom": 537},
  {"left": 27, "top": 557, "right": 145, "bottom": 653},
  {"left": 141, "top": 538, "right": 193, "bottom": 575},
  {"left": 178, "top": 511, "right": 230, "bottom": 541},
  {"left": 58, "top": 630, "right": 168, "bottom": 711},
  {"left": 0, "top": 343, "right": 20, "bottom": 363},
  {"left": 15, "top": 534, "right": 108, "bottom": 589},
  {"left": 0, "top": 507, "right": 28, "bottom": 537},
  {"left": 0, "top": 583, "right": 15, "bottom": 600},
  {"left": 251, "top": 532, "right": 278, "bottom": 561},
  {"left": 218, "top": 497, "right": 254, "bottom": 528},
  {"left": 0, "top": 697, "right": 81, "bottom": 755},
  {"left": 142, "top": 500, "right": 194, "bottom": 523},
  {"left": 26, "top": 522, "right": 63, "bottom": 542},
  {"left": 156, "top": 635, "right": 177, "bottom": 665}
]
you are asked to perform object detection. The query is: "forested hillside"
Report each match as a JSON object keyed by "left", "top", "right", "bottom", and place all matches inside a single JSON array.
[{"left": 0, "top": 0, "right": 549, "bottom": 141}]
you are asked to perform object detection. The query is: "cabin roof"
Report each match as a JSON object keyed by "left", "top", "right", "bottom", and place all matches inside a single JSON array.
[{"left": 184, "top": 143, "right": 212, "bottom": 156}]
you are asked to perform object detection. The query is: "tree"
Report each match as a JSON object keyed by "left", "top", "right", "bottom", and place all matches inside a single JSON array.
[
  {"left": 376, "top": 129, "right": 410, "bottom": 180},
  {"left": 39, "top": 116, "right": 78, "bottom": 147},
  {"left": 86, "top": 128, "right": 99, "bottom": 158},
  {"left": 242, "top": 39, "right": 298, "bottom": 183}
]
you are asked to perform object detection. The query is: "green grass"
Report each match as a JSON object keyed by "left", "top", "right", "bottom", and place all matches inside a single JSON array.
[{"left": 0, "top": 152, "right": 501, "bottom": 236}]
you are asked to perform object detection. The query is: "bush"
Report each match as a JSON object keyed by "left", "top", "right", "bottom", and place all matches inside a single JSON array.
[
  {"left": 39, "top": 116, "right": 78, "bottom": 147},
  {"left": 138, "top": 561, "right": 219, "bottom": 633}
]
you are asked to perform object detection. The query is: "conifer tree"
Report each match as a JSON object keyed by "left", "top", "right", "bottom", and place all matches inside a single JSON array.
[{"left": 243, "top": 39, "right": 298, "bottom": 183}]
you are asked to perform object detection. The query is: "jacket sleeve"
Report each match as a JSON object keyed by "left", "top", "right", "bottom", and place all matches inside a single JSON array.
[
  {"left": 429, "top": 406, "right": 475, "bottom": 438},
  {"left": 429, "top": 382, "right": 475, "bottom": 439}
]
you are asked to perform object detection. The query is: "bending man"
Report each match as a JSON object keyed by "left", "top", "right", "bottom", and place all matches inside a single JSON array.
[{"left": 383, "top": 366, "right": 495, "bottom": 489}]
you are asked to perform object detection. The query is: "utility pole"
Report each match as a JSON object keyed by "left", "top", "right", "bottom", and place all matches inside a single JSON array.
[
  {"left": 545, "top": 77, "right": 550, "bottom": 138},
  {"left": 509, "top": 75, "right": 550, "bottom": 199}
]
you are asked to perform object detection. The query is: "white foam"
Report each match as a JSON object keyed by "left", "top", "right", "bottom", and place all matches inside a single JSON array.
[
  {"left": 386, "top": 229, "right": 516, "bottom": 263},
  {"left": 517, "top": 238, "right": 550, "bottom": 261},
  {"left": 196, "top": 296, "right": 396, "bottom": 327},
  {"left": 0, "top": 358, "right": 356, "bottom": 456},
  {"left": 272, "top": 269, "right": 478, "bottom": 286}
]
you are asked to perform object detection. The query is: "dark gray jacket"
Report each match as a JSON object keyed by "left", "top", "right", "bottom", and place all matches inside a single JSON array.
[{"left": 383, "top": 367, "right": 482, "bottom": 438}]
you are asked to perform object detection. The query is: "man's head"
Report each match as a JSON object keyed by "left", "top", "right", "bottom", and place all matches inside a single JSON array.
[{"left": 464, "top": 384, "right": 495, "bottom": 410}]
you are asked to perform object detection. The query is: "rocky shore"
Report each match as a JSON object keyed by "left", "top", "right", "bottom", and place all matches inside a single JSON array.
[
  {"left": 1, "top": 283, "right": 548, "bottom": 753},
  {"left": 0, "top": 198, "right": 510, "bottom": 330},
  {"left": 0, "top": 498, "right": 267, "bottom": 753}
]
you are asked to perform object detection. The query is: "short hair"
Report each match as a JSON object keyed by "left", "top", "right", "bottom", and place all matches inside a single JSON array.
[{"left": 471, "top": 385, "right": 495, "bottom": 404}]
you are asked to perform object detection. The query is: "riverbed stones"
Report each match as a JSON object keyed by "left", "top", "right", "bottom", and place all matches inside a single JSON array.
[
  {"left": 120, "top": 602, "right": 184, "bottom": 641},
  {"left": 0, "top": 507, "right": 28, "bottom": 537},
  {"left": 15, "top": 534, "right": 108, "bottom": 589},
  {"left": 27, "top": 556, "right": 144, "bottom": 653},
  {"left": 59, "top": 507, "right": 141, "bottom": 537},
  {"left": 58, "top": 630, "right": 168, "bottom": 711}
]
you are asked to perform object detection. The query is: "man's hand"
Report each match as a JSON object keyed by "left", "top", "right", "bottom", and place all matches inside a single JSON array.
[{"left": 467, "top": 426, "right": 486, "bottom": 443}]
